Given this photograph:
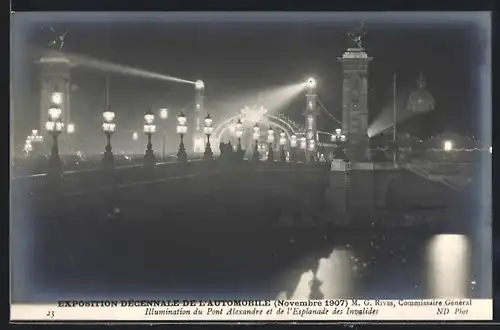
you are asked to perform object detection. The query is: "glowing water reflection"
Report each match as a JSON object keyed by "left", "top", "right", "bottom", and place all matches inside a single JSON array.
[
  {"left": 426, "top": 234, "right": 470, "bottom": 298},
  {"left": 316, "top": 249, "right": 355, "bottom": 299}
]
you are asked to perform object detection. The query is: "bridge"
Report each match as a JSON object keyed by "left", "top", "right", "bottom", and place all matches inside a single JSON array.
[{"left": 11, "top": 31, "right": 492, "bottom": 303}]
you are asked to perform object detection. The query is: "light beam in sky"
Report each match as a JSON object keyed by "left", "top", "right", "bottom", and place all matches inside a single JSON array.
[
  {"left": 367, "top": 87, "right": 429, "bottom": 138},
  {"left": 208, "top": 81, "right": 307, "bottom": 119},
  {"left": 41, "top": 50, "right": 195, "bottom": 85}
]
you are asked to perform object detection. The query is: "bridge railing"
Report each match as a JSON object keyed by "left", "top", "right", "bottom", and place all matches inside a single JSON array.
[{"left": 11, "top": 160, "right": 330, "bottom": 198}]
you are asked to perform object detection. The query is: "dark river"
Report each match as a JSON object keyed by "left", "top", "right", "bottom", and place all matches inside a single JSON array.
[{"left": 11, "top": 186, "right": 490, "bottom": 304}]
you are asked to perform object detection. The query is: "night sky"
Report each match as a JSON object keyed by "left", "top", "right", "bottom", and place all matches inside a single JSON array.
[{"left": 11, "top": 12, "right": 491, "bottom": 151}]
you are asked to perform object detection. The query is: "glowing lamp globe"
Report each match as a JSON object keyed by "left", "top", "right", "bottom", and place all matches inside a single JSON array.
[
  {"left": 335, "top": 128, "right": 342, "bottom": 136},
  {"left": 67, "top": 123, "right": 75, "bottom": 134},
  {"left": 45, "top": 121, "right": 54, "bottom": 131},
  {"left": 144, "top": 112, "right": 154, "bottom": 125},
  {"left": 103, "top": 111, "right": 115, "bottom": 123},
  {"left": 103, "top": 122, "right": 116, "bottom": 133},
  {"left": 132, "top": 132, "right": 138, "bottom": 140},
  {"left": 143, "top": 124, "right": 156, "bottom": 134},
  {"left": 340, "top": 135, "right": 346, "bottom": 142},
  {"left": 48, "top": 105, "right": 62, "bottom": 120},
  {"left": 307, "top": 78, "right": 316, "bottom": 88},
  {"left": 195, "top": 80, "right": 204, "bottom": 90},
  {"left": 204, "top": 114, "right": 213, "bottom": 127},
  {"left": 24, "top": 141, "right": 33, "bottom": 152},
  {"left": 253, "top": 132, "right": 260, "bottom": 140},
  {"left": 177, "top": 112, "right": 187, "bottom": 126},
  {"left": 253, "top": 123, "right": 260, "bottom": 133},
  {"left": 51, "top": 92, "right": 63, "bottom": 105},
  {"left": 443, "top": 140, "right": 453, "bottom": 152},
  {"left": 159, "top": 108, "right": 168, "bottom": 119},
  {"left": 204, "top": 126, "right": 213, "bottom": 135},
  {"left": 55, "top": 122, "right": 64, "bottom": 132}
]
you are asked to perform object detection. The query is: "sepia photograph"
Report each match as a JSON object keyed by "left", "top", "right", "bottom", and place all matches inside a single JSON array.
[{"left": 10, "top": 11, "right": 492, "bottom": 318}]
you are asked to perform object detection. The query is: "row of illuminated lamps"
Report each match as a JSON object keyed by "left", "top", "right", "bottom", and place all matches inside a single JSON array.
[{"left": 443, "top": 140, "right": 492, "bottom": 154}]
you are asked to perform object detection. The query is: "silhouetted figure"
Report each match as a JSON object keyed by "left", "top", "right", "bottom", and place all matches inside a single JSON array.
[
  {"left": 267, "top": 145, "right": 274, "bottom": 162},
  {"left": 309, "top": 274, "right": 324, "bottom": 299},
  {"left": 219, "top": 142, "right": 225, "bottom": 156},
  {"left": 252, "top": 144, "right": 260, "bottom": 161}
]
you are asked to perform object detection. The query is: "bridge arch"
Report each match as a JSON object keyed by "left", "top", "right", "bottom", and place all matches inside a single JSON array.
[{"left": 212, "top": 113, "right": 305, "bottom": 146}]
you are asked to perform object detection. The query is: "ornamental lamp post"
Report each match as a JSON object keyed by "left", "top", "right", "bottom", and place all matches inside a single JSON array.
[
  {"left": 331, "top": 129, "right": 347, "bottom": 160},
  {"left": 143, "top": 110, "right": 156, "bottom": 167},
  {"left": 267, "top": 126, "right": 275, "bottom": 162},
  {"left": 279, "top": 130, "right": 287, "bottom": 162},
  {"left": 252, "top": 123, "right": 260, "bottom": 161},
  {"left": 299, "top": 136, "right": 307, "bottom": 162},
  {"left": 176, "top": 111, "right": 188, "bottom": 163},
  {"left": 23, "top": 140, "right": 33, "bottom": 155},
  {"left": 27, "top": 129, "right": 43, "bottom": 156},
  {"left": 203, "top": 114, "right": 214, "bottom": 162},
  {"left": 45, "top": 103, "right": 64, "bottom": 177},
  {"left": 102, "top": 110, "right": 116, "bottom": 168}
]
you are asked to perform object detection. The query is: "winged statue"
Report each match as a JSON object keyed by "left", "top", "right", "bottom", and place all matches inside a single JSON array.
[
  {"left": 44, "top": 27, "right": 68, "bottom": 52},
  {"left": 347, "top": 20, "right": 366, "bottom": 49}
]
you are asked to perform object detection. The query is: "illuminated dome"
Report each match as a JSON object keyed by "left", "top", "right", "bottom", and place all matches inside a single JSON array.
[{"left": 407, "top": 73, "right": 435, "bottom": 113}]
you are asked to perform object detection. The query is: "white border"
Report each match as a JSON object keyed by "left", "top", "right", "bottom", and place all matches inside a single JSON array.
[{"left": 11, "top": 299, "right": 492, "bottom": 321}]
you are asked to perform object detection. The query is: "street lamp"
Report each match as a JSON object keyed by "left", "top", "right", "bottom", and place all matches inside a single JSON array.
[
  {"left": 45, "top": 102, "right": 64, "bottom": 177},
  {"left": 27, "top": 129, "right": 43, "bottom": 155},
  {"left": 279, "top": 130, "right": 287, "bottom": 162},
  {"left": 28, "top": 129, "right": 43, "bottom": 143},
  {"left": 331, "top": 129, "right": 347, "bottom": 160},
  {"left": 267, "top": 126, "right": 275, "bottom": 162},
  {"left": 307, "top": 77, "right": 316, "bottom": 89},
  {"left": 195, "top": 80, "right": 205, "bottom": 90},
  {"left": 51, "top": 92, "right": 63, "bottom": 105},
  {"left": 159, "top": 108, "right": 168, "bottom": 161},
  {"left": 252, "top": 123, "right": 260, "bottom": 161},
  {"left": 132, "top": 132, "right": 138, "bottom": 140},
  {"left": 66, "top": 123, "right": 75, "bottom": 154},
  {"left": 102, "top": 110, "right": 116, "bottom": 168},
  {"left": 23, "top": 140, "right": 33, "bottom": 155},
  {"left": 176, "top": 111, "right": 188, "bottom": 163},
  {"left": 143, "top": 110, "right": 156, "bottom": 167},
  {"left": 443, "top": 140, "right": 453, "bottom": 152},
  {"left": 300, "top": 136, "right": 307, "bottom": 161},
  {"left": 290, "top": 134, "right": 297, "bottom": 163},
  {"left": 235, "top": 118, "right": 243, "bottom": 160},
  {"left": 204, "top": 114, "right": 214, "bottom": 162},
  {"left": 67, "top": 123, "right": 75, "bottom": 134}
]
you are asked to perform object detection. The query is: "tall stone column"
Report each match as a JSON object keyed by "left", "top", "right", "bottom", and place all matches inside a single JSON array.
[
  {"left": 338, "top": 42, "right": 372, "bottom": 162},
  {"left": 304, "top": 78, "right": 319, "bottom": 162},
  {"left": 193, "top": 80, "right": 205, "bottom": 154}
]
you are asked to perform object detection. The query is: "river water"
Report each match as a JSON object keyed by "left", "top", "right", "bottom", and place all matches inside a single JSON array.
[{"left": 15, "top": 184, "right": 487, "bottom": 303}]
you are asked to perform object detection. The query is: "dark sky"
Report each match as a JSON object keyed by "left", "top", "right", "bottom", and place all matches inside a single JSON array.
[{"left": 11, "top": 12, "right": 491, "bottom": 150}]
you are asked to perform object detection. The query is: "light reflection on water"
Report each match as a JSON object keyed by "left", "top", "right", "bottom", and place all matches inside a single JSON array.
[
  {"left": 278, "top": 235, "right": 472, "bottom": 300},
  {"left": 426, "top": 234, "right": 470, "bottom": 298}
]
